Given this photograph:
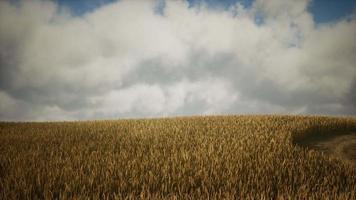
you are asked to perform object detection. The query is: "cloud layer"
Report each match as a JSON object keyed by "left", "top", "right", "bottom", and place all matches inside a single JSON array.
[{"left": 0, "top": 0, "right": 355, "bottom": 121}]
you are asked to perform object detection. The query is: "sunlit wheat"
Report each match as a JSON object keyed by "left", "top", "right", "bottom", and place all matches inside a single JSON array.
[{"left": 0, "top": 115, "right": 355, "bottom": 199}]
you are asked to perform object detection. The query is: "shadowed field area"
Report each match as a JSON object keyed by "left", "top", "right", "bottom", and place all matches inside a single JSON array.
[
  {"left": 0, "top": 115, "right": 356, "bottom": 199},
  {"left": 295, "top": 132, "right": 356, "bottom": 165}
]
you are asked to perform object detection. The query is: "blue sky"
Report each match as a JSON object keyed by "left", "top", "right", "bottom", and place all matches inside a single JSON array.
[{"left": 57, "top": 0, "right": 356, "bottom": 23}]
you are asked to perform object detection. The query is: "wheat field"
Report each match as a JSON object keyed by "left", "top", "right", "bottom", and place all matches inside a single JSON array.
[{"left": 0, "top": 115, "right": 355, "bottom": 199}]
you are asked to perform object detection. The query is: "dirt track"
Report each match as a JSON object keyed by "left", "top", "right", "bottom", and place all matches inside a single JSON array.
[{"left": 300, "top": 133, "right": 356, "bottom": 165}]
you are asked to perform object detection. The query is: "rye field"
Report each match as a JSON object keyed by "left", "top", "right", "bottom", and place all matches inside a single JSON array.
[{"left": 0, "top": 115, "right": 355, "bottom": 199}]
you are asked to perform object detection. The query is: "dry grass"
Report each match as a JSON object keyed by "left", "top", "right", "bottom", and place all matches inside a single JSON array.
[{"left": 0, "top": 115, "right": 355, "bottom": 199}]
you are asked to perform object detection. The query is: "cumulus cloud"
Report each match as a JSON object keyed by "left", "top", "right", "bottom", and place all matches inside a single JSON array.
[{"left": 0, "top": 0, "right": 355, "bottom": 121}]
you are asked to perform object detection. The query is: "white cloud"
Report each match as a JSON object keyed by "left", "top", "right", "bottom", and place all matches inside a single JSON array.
[
  {"left": 91, "top": 78, "right": 237, "bottom": 118},
  {"left": 0, "top": 0, "right": 355, "bottom": 121}
]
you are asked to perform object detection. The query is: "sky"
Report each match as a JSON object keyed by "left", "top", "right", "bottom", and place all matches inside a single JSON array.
[{"left": 0, "top": 0, "right": 355, "bottom": 121}]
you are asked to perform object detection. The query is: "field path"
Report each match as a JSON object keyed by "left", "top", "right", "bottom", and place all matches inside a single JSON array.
[{"left": 299, "top": 132, "right": 356, "bottom": 165}]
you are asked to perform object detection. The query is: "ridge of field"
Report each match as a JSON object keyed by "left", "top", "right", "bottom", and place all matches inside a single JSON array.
[{"left": 0, "top": 115, "right": 355, "bottom": 199}]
